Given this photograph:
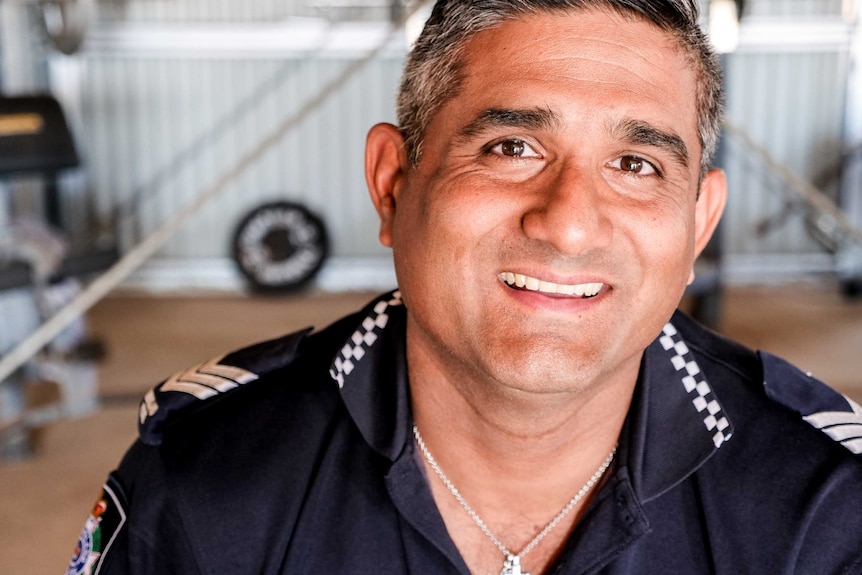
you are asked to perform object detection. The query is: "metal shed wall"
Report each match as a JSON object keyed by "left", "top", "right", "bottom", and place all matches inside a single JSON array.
[
  {"left": 96, "top": 0, "right": 395, "bottom": 23},
  {"left": 79, "top": 54, "right": 402, "bottom": 259},
  {"left": 744, "top": 0, "right": 847, "bottom": 17},
  {"left": 720, "top": 10, "right": 856, "bottom": 278}
]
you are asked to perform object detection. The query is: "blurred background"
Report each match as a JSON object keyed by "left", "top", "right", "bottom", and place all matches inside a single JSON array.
[{"left": 0, "top": 0, "right": 860, "bottom": 573}]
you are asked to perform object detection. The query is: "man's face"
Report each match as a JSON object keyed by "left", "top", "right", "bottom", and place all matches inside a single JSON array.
[{"left": 369, "top": 9, "right": 725, "bottom": 396}]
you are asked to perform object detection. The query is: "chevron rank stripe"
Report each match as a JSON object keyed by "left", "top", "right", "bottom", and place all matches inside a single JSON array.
[
  {"left": 161, "top": 356, "right": 259, "bottom": 400},
  {"left": 139, "top": 389, "right": 159, "bottom": 425},
  {"left": 803, "top": 396, "right": 862, "bottom": 454}
]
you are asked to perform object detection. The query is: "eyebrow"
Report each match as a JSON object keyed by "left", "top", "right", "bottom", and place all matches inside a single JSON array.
[
  {"left": 457, "top": 107, "right": 560, "bottom": 141},
  {"left": 611, "top": 118, "right": 690, "bottom": 170}
]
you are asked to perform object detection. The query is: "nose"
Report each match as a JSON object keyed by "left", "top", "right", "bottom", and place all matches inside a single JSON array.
[{"left": 521, "top": 163, "right": 613, "bottom": 255}]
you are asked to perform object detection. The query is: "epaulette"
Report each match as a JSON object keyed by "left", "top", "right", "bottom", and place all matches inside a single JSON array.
[
  {"left": 760, "top": 351, "right": 862, "bottom": 454},
  {"left": 138, "top": 327, "right": 313, "bottom": 446}
]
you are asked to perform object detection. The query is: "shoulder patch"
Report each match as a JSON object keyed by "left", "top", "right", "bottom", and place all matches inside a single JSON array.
[
  {"left": 66, "top": 476, "right": 127, "bottom": 575},
  {"left": 138, "top": 327, "right": 312, "bottom": 446},
  {"left": 760, "top": 351, "right": 862, "bottom": 454}
]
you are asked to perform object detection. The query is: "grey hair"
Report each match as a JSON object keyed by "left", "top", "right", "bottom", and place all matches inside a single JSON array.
[{"left": 396, "top": 0, "right": 724, "bottom": 174}]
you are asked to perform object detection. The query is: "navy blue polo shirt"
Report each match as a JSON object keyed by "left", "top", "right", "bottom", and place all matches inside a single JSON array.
[{"left": 68, "top": 291, "right": 862, "bottom": 575}]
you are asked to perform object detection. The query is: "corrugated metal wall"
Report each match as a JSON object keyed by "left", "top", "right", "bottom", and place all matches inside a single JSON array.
[
  {"left": 724, "top": 52, "right": 848, "bottom": 253},
  {"left": 79, "top": 52, "right": 402, "bottom": 260},
  {"left": 97, "top": 0, "right": 395, "bottom": 23},
  {"left": 58, "top": 15, "right": 407, "bottom": 282},
  {"left": 98, "top": 0, "right": 308, "bottom": 22},
  {"left": 744, "top": 0, "right": 847, "bottom": 17},
  {"left": 720, "top": 1, "right": 856, "bottom": 276}
]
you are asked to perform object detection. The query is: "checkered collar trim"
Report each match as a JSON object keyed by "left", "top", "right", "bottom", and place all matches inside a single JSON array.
[
  {"left": 627, "top": 315, "right": 735, "bottom": 502},
  {"left": 329, "top": 291, "right": 403, "bottom": 388},
  {"left": 329, "top": 290, "right": 409, "bottom": 460},
  {"left": 658, "top": 322, "right": 733, "bottom": 449}
]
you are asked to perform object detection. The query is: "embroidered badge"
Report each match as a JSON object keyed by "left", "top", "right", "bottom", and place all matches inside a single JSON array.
[{"left": 66, "top": 483, "right": 126, "bottom": 575}]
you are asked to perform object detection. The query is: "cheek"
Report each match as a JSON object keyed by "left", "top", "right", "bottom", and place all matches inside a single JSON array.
[
  {"left": 419, "top": 178, "right": 509, "bottom": 248},
  {"left": 390, "top": 185, "right": 475, "bottom": 291},
  {"left": 623, "top": 203, "right": 697, "bottom": 278}
]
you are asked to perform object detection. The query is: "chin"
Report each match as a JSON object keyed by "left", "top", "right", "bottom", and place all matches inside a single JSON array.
[{"left": 485, "top": 345, "right": 608, "bottom": 395}]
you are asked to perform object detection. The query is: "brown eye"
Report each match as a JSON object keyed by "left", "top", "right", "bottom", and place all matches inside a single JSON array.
[
  {"left": 490, "top": 139, "right": 540, "bottom": 159},
  {"left": 501, "top": 140, "right": 526, "bottom": 157},
  {"left": 612, "top": 155, "right": 657, "bottom": 176},
  {"left": 620, "top": 155, "right": 644, "bottom": 172}
]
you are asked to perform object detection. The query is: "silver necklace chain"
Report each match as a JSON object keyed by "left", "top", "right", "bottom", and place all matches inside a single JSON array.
[{"left": 413, "top": 424, "right": 617, "bottom": 575}]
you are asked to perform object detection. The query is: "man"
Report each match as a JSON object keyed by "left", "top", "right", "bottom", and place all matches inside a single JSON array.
[{"left": 68, "top": 1, "right": 862, "bottom": 574}]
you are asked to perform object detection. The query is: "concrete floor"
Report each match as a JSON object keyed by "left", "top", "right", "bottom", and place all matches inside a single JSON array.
[{"left": 1, "top": 284, "right": 861, "bottom": 574}]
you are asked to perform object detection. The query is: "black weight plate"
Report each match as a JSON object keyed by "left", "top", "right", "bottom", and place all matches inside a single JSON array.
[{"left": 232, "top": 201, "right": 328, "bottom": 293}]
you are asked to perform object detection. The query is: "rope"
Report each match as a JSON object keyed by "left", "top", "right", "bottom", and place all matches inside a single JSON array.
[{"left": 0, "top": 2, "right": 428, "bottom": 385}]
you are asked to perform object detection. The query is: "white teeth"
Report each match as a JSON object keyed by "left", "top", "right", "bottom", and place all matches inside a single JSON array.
[{"left": 499, "top": 273, "right": 604, "bottom": 298}]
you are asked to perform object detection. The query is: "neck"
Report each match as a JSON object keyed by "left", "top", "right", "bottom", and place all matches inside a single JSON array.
[
  {"left": 408, "top": 337, "right": 636, "bottom": 468},
  {"left": 407, "top": 327, "right": 638, "bottom": 574}
]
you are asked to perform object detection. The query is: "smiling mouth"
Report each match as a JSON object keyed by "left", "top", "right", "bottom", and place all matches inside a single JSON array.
[{"left": 499, "top": 272, "right": 604, "bottom": 298}]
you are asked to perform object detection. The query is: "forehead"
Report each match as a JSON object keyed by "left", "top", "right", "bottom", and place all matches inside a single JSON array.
[
  {"left": 460, "top": 8, "right": 693, "bottom": 90},
  {"left": 434, "top": 8, "right": 701, "bottom": 159}
]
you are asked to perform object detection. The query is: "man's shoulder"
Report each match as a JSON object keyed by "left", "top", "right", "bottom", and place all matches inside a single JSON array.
[
  {"left": 102, "top": 301, "right": 402, "bottom": 575},
  {"left": 136, "top": 308, "right": 363, "bottom": 447},
  {"left": 664, "top": 313, "right": 862, "bottom": 572},
  {"left": 671, "top": 311, "right": 862, "bottom": 457}
]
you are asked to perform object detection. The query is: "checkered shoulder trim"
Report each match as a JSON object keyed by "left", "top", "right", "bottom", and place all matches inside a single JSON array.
[
  {"left": 329, "top": 291, "right": 403, "bottom": 388},
  {"left": 659, "top": 323, "right": 732, "bottom": 448}
]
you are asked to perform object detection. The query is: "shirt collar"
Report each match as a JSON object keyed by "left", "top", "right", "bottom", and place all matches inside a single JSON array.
[
  {"left": 622, "top": 313, "right": 735, "bottom": 502},
  {"left": 329, "top": 294, "right": 735, "bottom": 500},
  {"left": 328, "top": 290, "right": 411, "bottom": 461}
]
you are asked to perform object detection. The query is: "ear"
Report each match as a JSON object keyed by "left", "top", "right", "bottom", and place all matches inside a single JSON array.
[
  {"left": 693, "top": 168, "right": 727, "bottom": 257},
  {"left": 688, "top": 168, "right": 727, "bottom": 285},
  {"left": 365, "top": 123, "right": 408, "bottom": 248}
]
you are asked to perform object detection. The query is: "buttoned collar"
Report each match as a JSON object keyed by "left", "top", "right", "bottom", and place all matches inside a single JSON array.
[{"left": 329, "top": 290, "right": 735, "bottom": 504}]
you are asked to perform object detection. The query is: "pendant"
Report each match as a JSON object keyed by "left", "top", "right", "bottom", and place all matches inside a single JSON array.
[{"left": 501, "top": 555, "right": 529, "bottom": 575}]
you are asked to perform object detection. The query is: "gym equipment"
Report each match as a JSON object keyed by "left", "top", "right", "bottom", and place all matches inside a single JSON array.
[
  {"left": 0, "top": 95, "right": 110, "bottom": 458},
  {"left": 232, "top": 201, "right": 329, "bottom": 293}
]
